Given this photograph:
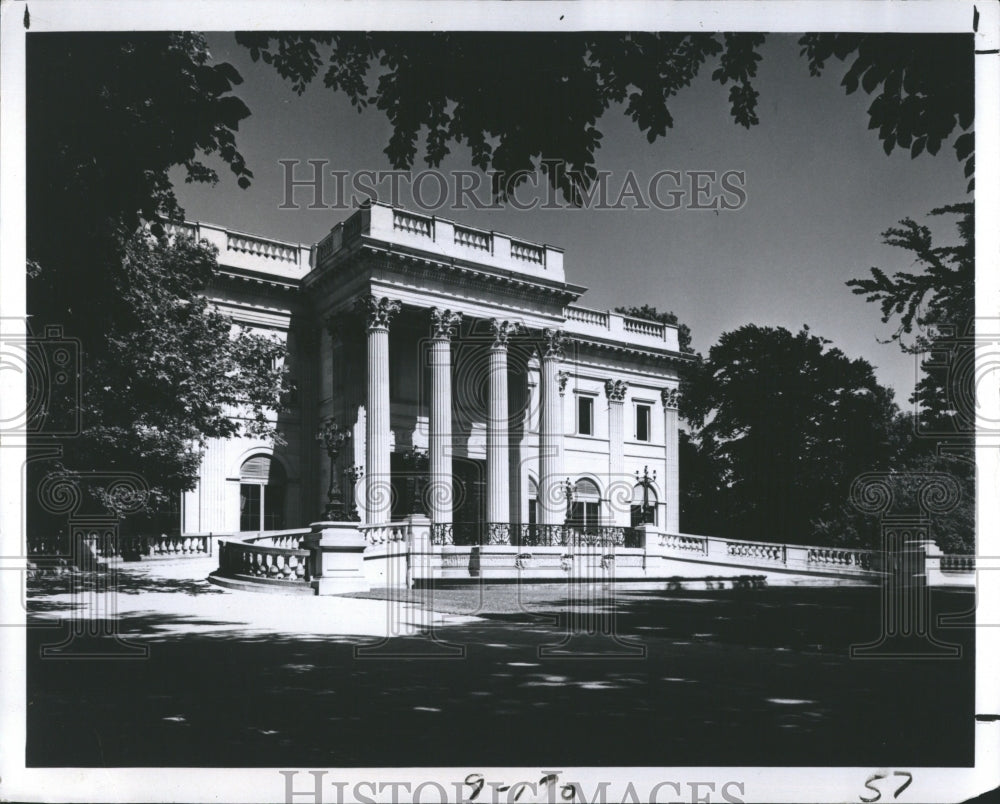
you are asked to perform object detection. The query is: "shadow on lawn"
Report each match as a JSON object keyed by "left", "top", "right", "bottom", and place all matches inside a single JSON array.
[{"left": 25, "top": 581, "right": 976, "bottom": 769}]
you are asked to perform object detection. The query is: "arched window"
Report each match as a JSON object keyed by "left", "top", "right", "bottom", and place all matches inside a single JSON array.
[
  {"left": 239, "top": 456, "right": 286, "bottom": 531},
  {"left": 631, "top": 482, "right": 658, "bottom": 527},
  {"left": 569, "top": 478, "right": 602, "bottom": 532}
]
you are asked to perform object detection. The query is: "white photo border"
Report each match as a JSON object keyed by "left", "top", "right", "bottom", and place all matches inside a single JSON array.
[{"left": 1, "top": 2, "right": 997, "bottom": 802}]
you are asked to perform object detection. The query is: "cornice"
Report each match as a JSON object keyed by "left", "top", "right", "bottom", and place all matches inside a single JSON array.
[
  {"left": 305, "top": 238, "right": 586, "bottom": 307},
  {"left": 212, "top": 267, "right": 300, "bottom": 295},
  {"left": 562, "top": 333, "right": 698, "bottom": 368}
]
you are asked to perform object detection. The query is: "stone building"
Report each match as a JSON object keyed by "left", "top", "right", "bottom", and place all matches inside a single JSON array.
[{"left": 176, "top": 201, "right": 691, "bottom": 545}]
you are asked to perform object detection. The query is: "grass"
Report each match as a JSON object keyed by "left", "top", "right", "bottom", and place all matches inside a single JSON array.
[{"left": 25, "top": 572, "right": 976, "bottom": 768}]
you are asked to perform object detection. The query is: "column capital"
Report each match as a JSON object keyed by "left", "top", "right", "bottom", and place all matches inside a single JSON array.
[
  {"left": 541, "top": 328, "right": 565, "bottom": 360},
  {"left": 604, "top": 379, "right": 629, "bottom": 402},
  {"left": 557, "top": 370, "right": 570, "bottom": 395},
  {"left": 429, "top": 308, "right": 462, "bottom": 340},
  {"left": 489, "top": 319, "right": 522, "bottom": 349},
  {"left": 356, "top": 294, "right": 401, "bottom": 331},
  {"left": 661, "top": 387, "right": 680, "bottom": 409}
]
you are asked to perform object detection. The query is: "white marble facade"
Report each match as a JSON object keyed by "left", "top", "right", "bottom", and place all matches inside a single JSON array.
[{"left": 178, "top": 202, "right": 691, "bottom": 540}]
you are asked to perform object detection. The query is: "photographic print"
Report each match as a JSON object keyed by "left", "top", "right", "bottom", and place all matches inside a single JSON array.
[{"left": 1, "top": 2, "right": 997, "bottom": 802}]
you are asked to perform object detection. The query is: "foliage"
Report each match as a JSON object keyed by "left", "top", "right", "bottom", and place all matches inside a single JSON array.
[
  {"left": 800, "top": 34, "right": 974, "bottom": 191},
  {"left": 678, "top": 430, "right": 723, "bottom": 535},
  {"left": 846, "top": 203, "right": 974, "bottom": 436},
  {"left": 680, "top": 325, "right": 899, "bottom": 545},
  {"left": 235, "top": 31, "right": 765, "bottom": 204},
  {"left": 75, "top": 233, "right": 287, "bottom": 513},
  {"left": 26, "top": 33, "right": 284, "bottom": 518},
  {"left": 236, "top": 32, "right": 973, "bottom": 202},
  {"left": 841, "top": 204, "right": 976, "bottom": 552},
  {"left": 614, "top": 305, "right": 695, "bottom": 354}
]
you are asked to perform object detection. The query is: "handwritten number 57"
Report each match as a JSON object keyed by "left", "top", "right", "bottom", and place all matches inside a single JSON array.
[{"left": 860, "top": 771, "right": 913, "bottom": 802}]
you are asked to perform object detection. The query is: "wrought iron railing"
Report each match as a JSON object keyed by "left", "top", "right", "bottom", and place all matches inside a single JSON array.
[{"left": 429, "top": 522, "right": 640, "bottom": 548}]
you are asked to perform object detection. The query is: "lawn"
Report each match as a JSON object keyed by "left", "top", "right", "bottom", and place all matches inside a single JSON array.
[{"left": 25, "top": 570, "right": 976, "bottom": 768}]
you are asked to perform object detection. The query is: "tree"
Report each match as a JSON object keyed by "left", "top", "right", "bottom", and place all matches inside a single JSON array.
[
  {"left": 235, "top": 31, "right": 764, "bottom": 204},
  {"left": 681, "top": 325, "right": 899, "bottom": 545},
  {"left": 678, "top": 429, "right": 724, "bottom": 535},
  {"left": 844, "top": 203, "right": 975, "bottom": 552},
  {"left": 800, "top": 34, "right": 974, "bottom": 191},
  {"left": 614, "top": 305, "right": 695, "bottom": 354},
  {"left": 26, "top": 33, "right": 284, "bottom": 523},
  {"left": 65, "top": 232, "right": 287, "bottom": 514},
  {"left": 846, "top": 203, "right": 973, "bottom": 436},
  {"left": 235, "top": 32, "right": 973, "bottom": 202}
]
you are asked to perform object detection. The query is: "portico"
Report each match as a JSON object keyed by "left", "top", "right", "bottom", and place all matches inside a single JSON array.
[
  {"left": 174, "top": 199, "right": 692, "bottom": 588},
  {"left": 301, "top": 202, "right": 690, "bottom": 549}
]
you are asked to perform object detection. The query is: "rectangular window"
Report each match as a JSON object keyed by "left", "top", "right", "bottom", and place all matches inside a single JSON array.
[
  {"left": 240, "top": 484, "right": 261, "bottom": 532},
  {"left": 569, "top": 501, "right": 601, "bottom": 531},
  {"left": 263, "top": 485, "right": 286, "bottom": 530},
  {"left": 636, "top": 403, "right": 651, "bottom": 441},
  {"left": 578, "top": 396, "right": 594, "bottom": 436}
]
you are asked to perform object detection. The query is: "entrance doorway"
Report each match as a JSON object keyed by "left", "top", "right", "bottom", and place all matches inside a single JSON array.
[{"left": 239, "top": 455, "right": 286, "bottom": 531}]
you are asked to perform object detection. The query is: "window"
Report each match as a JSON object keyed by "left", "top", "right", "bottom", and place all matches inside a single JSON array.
[
  {"left": 635, "top": 403, "right": 651, "bottom": 442},
  {"left": 239, "top": 456, "right": 286, "bottom": 532},
  {"left": 578, "top": 395, "right": 594, "bottom": 435},
  {"left": 568, "top": 478, "right": 602, "bottom": 532}
]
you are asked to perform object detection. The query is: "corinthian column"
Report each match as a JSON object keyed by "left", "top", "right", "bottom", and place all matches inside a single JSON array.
[
  {"left": 538, "top": 329, "right": 565, "bottom": 526},
  {"left": 605, "top": 379, "right": 629, "bottom": 526},
  {"left": 357, "top": 294, "right": 401, "bottom": 525},
  {"left": 661, "top": 387, "right": 680, "bottom": 533},
  {"left": 487, "top": 320, "right": 519, "bottom": 527},
  {"left": 428, "top": 308, "right": 461, "bottom": 524}
]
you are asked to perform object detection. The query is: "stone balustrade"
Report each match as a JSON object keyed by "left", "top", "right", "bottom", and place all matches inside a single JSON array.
[
  {"left": 28, "top": 532, "right": 211, "bottom": 561},
  {"left": 392, "top": 208, "right": 434, "bottom": 238},
  {"left": 564, "top": 305, "right": 611, "bottom": 327},
  {"left": 807, "top": 546, "right": 875, "bottom": 570},
  {"left": 659, "top": 533, "right": 709, "bottom": 554},
  {"left": 562, "top": 304, "right": 681, "bottom": 352},
  {"left": 145, "top": 534, "right": 212, "bottom": 557},
  {"left": 163, "top": 220, "right": 311, "bottom": 279},
  {"left": 453, "top": 224, "right": 492, "bottom": 252},
  {"left": 622, "top": 315, "right": 663, "bottom": 337},
  {"left": 726, "top": 539, "right": 785, "bottom": 563},
  {"left": 227, "top": 232, "right": 300, "bottom": 263},
  {"left": 217, "top": 539, "right": 312, "bottom": 585},
  {"left": 203, "top": 519, "right": 976, "bottom": 593},
  {"left": 940, "top": 554, "right": 975, "bottom": 572},
  {"left": 244, "top": 529, "right": 310, "bottom": 549},
  {"left": 359, "top": 522, "right": 409, "bottom": 545},
  {"left": 510, "top": 239, "right": 545, "bottom": 265},
  {"left": 314, "top": 201, "right": 565, "bottom": 280}
]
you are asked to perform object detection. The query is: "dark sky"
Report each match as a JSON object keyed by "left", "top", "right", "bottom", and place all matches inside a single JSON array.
[{"left": 170, "top": 33, "right": 972, "bottom": 402}]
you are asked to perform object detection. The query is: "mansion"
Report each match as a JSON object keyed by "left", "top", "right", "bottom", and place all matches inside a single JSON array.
[{"left": 176, "top": 201, "right": 692, "bottom": 546}]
